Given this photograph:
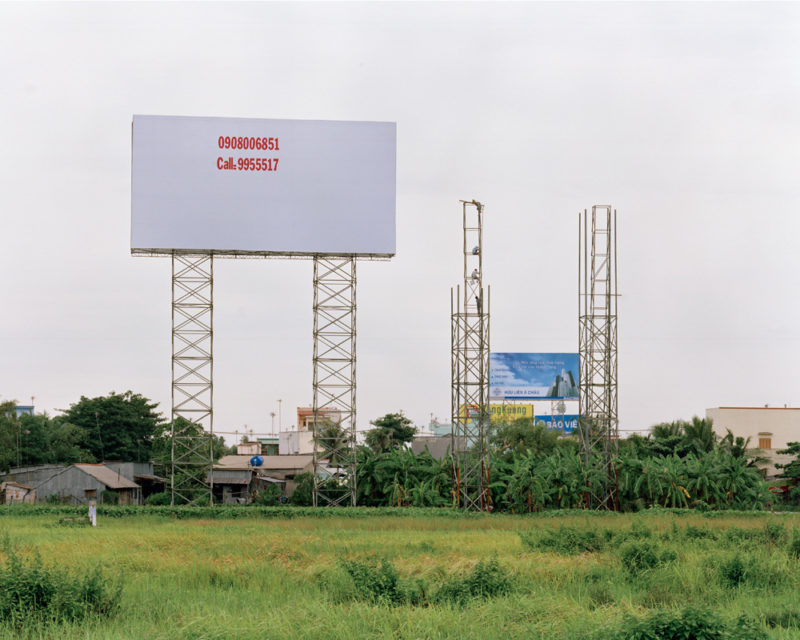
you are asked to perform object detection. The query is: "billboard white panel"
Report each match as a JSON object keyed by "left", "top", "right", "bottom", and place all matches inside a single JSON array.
[{"left": 131, "top": 115, "right": 396, "bottom": 256}]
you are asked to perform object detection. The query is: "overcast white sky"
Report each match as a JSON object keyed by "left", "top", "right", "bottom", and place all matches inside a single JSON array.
[{"left": 1, "top": 2, "right": 798, "bottom": 442}]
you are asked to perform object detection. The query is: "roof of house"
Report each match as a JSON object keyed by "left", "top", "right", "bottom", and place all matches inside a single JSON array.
[
  {"left": 714, "top": 407, "right": 800, "bottom": 411},
  {"left": 208, "top": 469, "right": 252, "bottom": 485},
  {"left": 215, "top": 455, "right": 314, "bottom": 471},
  {"left": 134, "top": 474, "right": 167, "bottom": 483},
  {"left": 1, "top": 481, "right": 34, "bottom": 490},
  {"left": 74, "top": 464, "right": 140, "bottom": 490}
]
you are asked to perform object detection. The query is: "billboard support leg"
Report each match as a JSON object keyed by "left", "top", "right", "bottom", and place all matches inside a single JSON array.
[
  {"left": 312, "top": 256, "right": 357, "bottom": 507},
  {"left": 171, "top": 253, "right": 214, "bottom": 506},
  {"left": 578, "top": 206, "right": 619, "bottom": 510},
  {"left": 451, "top": 200, "right": 491, "bottom": 511}
]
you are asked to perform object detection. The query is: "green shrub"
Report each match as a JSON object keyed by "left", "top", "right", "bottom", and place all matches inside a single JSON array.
[
  {"left": 519, "top": 526, "right": 604, "bottom": 555},
  {"left": 626, "top": 521, "right": 654, "bottom": 540},
  {"left": 722, "top": 526, "right": 763, "bottom": 546},
  {"left": 434, "top": 558, "right": 512, "bottom": 605},
  {"left": 144, "top": 492, "right": 170, "bottom": 506},
  {"left": 683, "top": 523, "right": 717, "bottom": 541},
  {"left": 763, "top": 522, "right": 785, "bottom": 544},
  {"left": 618, "top": 540, "right": 676, "bottom": 576},
  {"left": 338, "top": 558, "right": 404, "bottom": 605},
  {"left": 716, "top": 551, "right": 789, "bottom": 589},
  {"left": 251, "top": 483, "right": 282, "bottom": 506},
  {"left": 55, "top": 516, "right": 90, "bottom": 527},
  {"left": 289, "top": 473, "right": 314, "bottom": 506},
  {"left": 602, "top": 607, "right": 766, "bottom": 640},
  {"left": 788, "top": 528, "right": 800, "bottom": 558},
  {"left": 0, "top": 550, "right": 121, "bottom": 624},
  {"left": 718, "top": 553, "right": 747, "bottom": 588},
  {"left": 763, "top": 606, "right": 800, "bottom": 629}
]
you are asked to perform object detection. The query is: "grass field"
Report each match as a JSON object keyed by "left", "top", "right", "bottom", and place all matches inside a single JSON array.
[{"left": 1, "top": 508, "right": 800, "bottom": 639}]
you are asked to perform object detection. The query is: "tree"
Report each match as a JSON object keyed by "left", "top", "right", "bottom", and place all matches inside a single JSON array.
[
  {"left": 776, "top": 442, "right": 800, "bottom": 480},
  {"left": 0, "top": 402, "right": 95, "bottom": 471},
  {"left": 489, "top": 418, "right": 559, "bottom": 462},
  {"left": 775, "top": 442, "right": 800, "bottom": 505},
  {"left": 62, "top": 391, "right": 165, "bottom": 462},
  {"left": 17, "top": 413, "right": 94, "bottom": 466},
  {"left": 314, "top": 419, "right": 353, "bottom": 468},
  {"left": 648, "top": 421, "right": 689, "bottom": 457},
  {"left": 682, "top": 416, "right": 717, "bottom": 455},
  {"left": 0, "top": 401, "right": 19, "bottom": 472},
  {"left": 290, "top": 472, "right": 314, "bottom": 506},
  {"left": 364, "top": 413, "right": 416, "bottom": 454},
  {"left": 150, "top": 416, "right": 228, "bottom": 468}
]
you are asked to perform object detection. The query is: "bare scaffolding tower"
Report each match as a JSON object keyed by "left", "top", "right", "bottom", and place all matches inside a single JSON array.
[
  {"left": 578, "top": 206, "right": 619, "bottom": 510},
  {"left": 451, "top": 200, "right": 491, "bottom": 511},
  {"left": 312, "top": 256, "right": 357, "bottom": 507},
  {"left": 171, "top": 253, "right": 215, "bottom": 506}
]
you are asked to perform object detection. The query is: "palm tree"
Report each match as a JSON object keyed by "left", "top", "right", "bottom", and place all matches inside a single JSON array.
[
  {"left": 682, "top": 416, "right": 716, "bottom": 455},
  {"left": 685, "top": 451, "right": 723, "bottom": 506}
]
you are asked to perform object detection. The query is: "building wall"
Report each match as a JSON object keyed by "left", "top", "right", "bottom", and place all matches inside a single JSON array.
[
  {"left": 1, "top": 483, "right": 35, "bottom": 504},
  {"left": 35, "top": 467, "right": 110, "bottom": 504},
  {"left": 104, "top": 462, "right": 154, "bottom": 482},
  {"left": 34, "top": 467, "right": 141, "bottom": 505},
  {"left": 279, "top": 430, "right": 315, "bottom": 455},
  {"left": 295, "top": 407, "right": 343, "bottom": 431},
  {"left": 411, "top": 435, "right": 466, "bottom": 459},
  {"left": 706, "top": 407, "right": 800, "bottom": 477},
  {"left": 236, "top": 442, "right": 261, "bottom": 456}
]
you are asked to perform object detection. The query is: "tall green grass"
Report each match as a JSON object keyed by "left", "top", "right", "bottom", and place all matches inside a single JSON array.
[{"left": 0, "top": 509, "right": 798, "bottom": 638}]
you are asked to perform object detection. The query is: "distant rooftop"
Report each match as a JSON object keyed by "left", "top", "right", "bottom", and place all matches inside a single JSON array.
[
  {"left": 715, "top": 406, "right": 799, "bottom": 411},
  {"left": 74, "top": 464, "right": 140, "bottom": 489}
]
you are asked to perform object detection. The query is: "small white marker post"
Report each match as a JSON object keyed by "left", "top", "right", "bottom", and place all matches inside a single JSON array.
[{"left": 85, "top": 489, "right": 97, "bottom": 527}]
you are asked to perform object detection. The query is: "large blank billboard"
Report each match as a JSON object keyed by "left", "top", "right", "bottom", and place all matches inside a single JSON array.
[
  {"left": 489, "top": 353, "right": 580, "bottom": 400},
  {"left": 131, "top": 115, "right": 396, "bottom": 256}
]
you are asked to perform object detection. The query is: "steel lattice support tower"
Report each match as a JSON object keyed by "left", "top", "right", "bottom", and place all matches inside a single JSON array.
[
  {"left": 578, "top": 206, "right": 619, "bottom": 510},
  {"left": 451, "top": 200, "right": 491, "bottom": 511},
  {"left": 171, "top": 254, "right": 214, "bottom": 506},
  {"left": 312, "top": 257, "right": 357, "bottom": 507}
]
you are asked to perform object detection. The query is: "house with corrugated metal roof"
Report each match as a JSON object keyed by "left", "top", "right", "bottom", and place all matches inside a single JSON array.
[
  {"left": 210, "top": 455, "right": 314, "bottom": 504},
  {"left": 103, "top": 461, "right": 166, "bottom": 501},
  {"left": 35, "top": 464, "right": 142, "bottom": 505}
]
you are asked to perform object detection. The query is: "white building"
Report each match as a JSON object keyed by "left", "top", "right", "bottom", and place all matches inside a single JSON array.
[
  {"left": 706, "top": 406, "right": 800, "bottom": 477},
  {"left": 278, "top": 406, "right": 343, "bottom": 455}
]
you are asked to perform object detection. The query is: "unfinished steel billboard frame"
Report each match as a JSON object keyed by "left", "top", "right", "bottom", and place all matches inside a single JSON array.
[
  {"left": 164, "top": 251, "right": 361, "bottom": 508},
  {"left": 578, "top": 205, "right": 619, "bottom": 510},
  {"left": 132, "top": 115, "right": 396, "bottom": 507},
  {"left": 451, "top": 200, "right": 491, "bottom": 511}
]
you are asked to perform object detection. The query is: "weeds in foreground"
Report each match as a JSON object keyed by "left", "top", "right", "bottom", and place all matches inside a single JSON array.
[
  {"left": 596, "top": 607, "right": 767, "bottom": 640},
  {"left": 0, "top": 549, "right": 121, "bottom": 625},
  {"left": 338, "top": 558, "right": 403, "bottom": 605},
  {"left": 618, "top": 540, "right": 677, "bottom": 577},
  {"left": 329, "top": 557, "right": 513, "bottom": 606}
]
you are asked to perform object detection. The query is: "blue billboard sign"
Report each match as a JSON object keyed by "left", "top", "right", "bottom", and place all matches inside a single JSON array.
[
  {"left": 535, "top": 415, "right": 579, "bottom": 434},
  {"left": 489, "top": 353, "right": 579, "bottom": 400}
]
